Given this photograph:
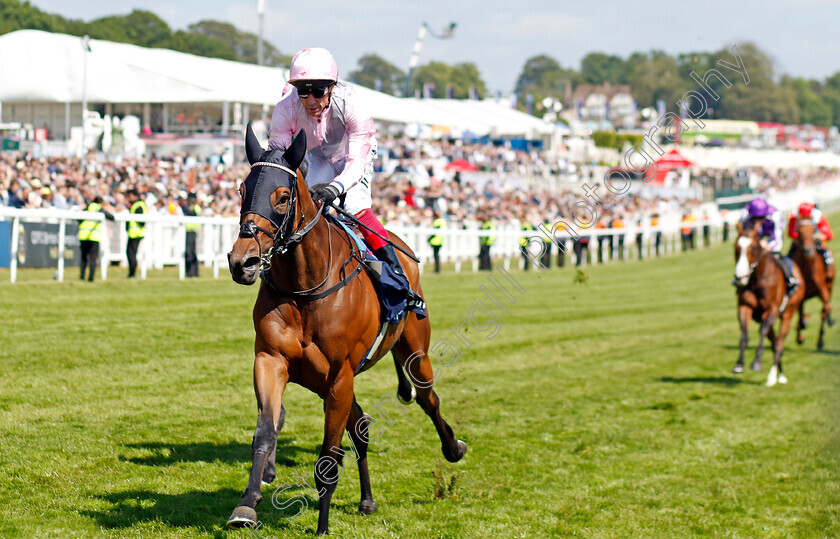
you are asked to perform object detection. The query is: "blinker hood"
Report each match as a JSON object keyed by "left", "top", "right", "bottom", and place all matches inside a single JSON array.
[{"left": 240, "top": 124, "right": 307, "bottom": 229}]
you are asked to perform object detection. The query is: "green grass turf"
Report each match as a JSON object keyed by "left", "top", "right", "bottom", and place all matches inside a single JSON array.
[{"left": 0, "top": 232, "right": 837, "bottom": 538}]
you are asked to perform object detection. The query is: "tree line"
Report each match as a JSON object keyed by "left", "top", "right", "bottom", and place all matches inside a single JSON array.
[
  {"left": 0, "top": 0, "right": 291, "bottom": 66},
  {"left": 3, "top": 0, "right": 839, "bottom": 127}
]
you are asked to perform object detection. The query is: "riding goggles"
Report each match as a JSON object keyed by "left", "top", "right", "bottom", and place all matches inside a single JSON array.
[{"left": 293, "top": 81, "right": 333, "bottom": 98}]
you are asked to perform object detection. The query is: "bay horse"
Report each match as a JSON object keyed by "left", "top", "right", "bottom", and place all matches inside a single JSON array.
[
  {"left": 732, "top": 219, "right": 805, "bottom": 386},
  {"left": 792, "top": 219, "right": 835, "bottom": 349},
  {"left": 225, "top": 126, "right": 466, "bottom": 535}
]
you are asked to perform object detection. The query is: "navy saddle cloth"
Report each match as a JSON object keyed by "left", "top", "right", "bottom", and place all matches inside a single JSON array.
[{"left": 330, "top": 215, "right": 426, "bottom": 324}]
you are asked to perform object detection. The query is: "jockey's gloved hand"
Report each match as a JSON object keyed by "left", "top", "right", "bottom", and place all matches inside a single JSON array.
[{"left": 310, "top": 183, "right": 340, "bottom": 209}]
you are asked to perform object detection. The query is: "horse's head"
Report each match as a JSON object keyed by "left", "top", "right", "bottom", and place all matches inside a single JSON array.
[
  {"left": 227, "top": 124, "right": 313, "bottom": 285},
  {"left": 734, "top": 219, "right": 762, "bottom": 286},
  {"left": 796, "top": 219, "right": 817, "bottom": 258}
]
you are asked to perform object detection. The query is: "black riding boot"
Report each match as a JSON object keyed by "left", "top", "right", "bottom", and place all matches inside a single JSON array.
[
  {"left": 774, "top": 252, "right": 798, "bottom": 294},
  {"left": 373, "top": 244, "right": 406, "bottom": 278}
]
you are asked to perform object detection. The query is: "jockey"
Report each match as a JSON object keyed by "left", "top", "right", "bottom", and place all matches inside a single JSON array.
[
  {"left": 788, "top": 202, "right": 835, "bottom": 268},
  {"left": 268, "top": 48, "right": 409, "bottom": 291},
  {"left": 739, "top": 197, "right": 798, "bottom": 293}
]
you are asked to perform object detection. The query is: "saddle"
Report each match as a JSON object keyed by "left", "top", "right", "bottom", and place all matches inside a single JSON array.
[{"left": 328, "top": 215, "right": 427, "bottom": 324}]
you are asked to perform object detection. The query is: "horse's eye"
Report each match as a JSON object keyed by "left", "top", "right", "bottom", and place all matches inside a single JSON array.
[{"left": 279, "top": 195, "right": 290, "bottom": 205}]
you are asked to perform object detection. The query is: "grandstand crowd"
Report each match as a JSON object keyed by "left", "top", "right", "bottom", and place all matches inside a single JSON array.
[{"left": 1, "top": 138, "right": 838, "bottom": 233}]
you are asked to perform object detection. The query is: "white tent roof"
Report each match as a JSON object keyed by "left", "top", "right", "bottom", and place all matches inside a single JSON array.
[{"left": 0, "top": 29, "right": 553, "bottom": 138}]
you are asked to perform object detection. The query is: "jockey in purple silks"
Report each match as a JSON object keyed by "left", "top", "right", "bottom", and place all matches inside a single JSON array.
[{"left": 739, "top": 197, "right": 799, "bottom": 293}]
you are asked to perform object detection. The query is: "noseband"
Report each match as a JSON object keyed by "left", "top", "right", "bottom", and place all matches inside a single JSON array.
[{"left": 239, "top": 161, "right": 323, "bottom": 271}]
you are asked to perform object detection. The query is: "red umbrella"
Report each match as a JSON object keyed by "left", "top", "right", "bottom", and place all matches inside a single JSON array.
[
  {"left": 655, "top": 148, "right": 695, "bottom": 169},
  {"left": 444, "top": 159, "right": 479, "bottom": 172}
]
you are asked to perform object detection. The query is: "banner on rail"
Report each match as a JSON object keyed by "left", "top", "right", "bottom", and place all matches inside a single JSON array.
[{"left": 3, "top": 222, "right": 82, "bottom": 268}]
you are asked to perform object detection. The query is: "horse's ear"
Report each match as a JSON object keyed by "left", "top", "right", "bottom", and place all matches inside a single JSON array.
[
  {"left": 283, "top": 130, "right": 307, "bottom": 171},
  {"left": 245, "top": 123, "right": 263, "bottom": 165}
]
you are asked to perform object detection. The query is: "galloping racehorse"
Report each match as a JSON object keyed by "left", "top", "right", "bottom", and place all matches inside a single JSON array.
[
  {"left": 732, "top": 219, "right": 805, "bottom": 386},
  {"left": 792, "top": 219, "right": 835, "bottom": 349},
  {"left": 225, "top": 126, "right": 467, "bottom": 535}
]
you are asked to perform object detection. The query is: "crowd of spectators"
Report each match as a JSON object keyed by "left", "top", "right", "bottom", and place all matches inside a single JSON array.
[{"left": 1, "top": 137, "right": 838, "bottom": 232}]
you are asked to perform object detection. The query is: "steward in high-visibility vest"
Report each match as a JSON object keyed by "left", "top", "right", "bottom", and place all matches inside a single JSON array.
[
  {"left": 428, "top": 214, "right": 446, "bottom": 273},
  {"left": 428, "top": 217, "right": 446, "bottom": 247},
  {"left": 479, "top": 220, "right": 496, "bottom": 246},
  {"left": 519, "top": 221, "right": 534, "bottom": 247},
  {"left": 126, "top": 189, "right": 146, "bottom": 278},
  {"left": 77, "top": 196, "right": 114, "bottom": 282},
  {"left": 78, "top": 201, "right": 104, "bottom": 243},
  {"left": 183, "top": 193, "right": 201, "bottom": 277},
  {"left": 478, "top": 216, "right": 495, "bottom": 271},
  {"left": 520, "top": 221, "right": 535, "bottom": 270},
  {"left": 681, "top": 212, "right": 696, "bottom": 251},
  {"left": 128, "top": 200, "right": 147, "bottom": 239}
]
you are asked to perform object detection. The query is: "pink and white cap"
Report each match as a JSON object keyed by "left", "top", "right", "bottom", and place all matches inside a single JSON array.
[{"left": 288, "top": 48, "right": 338, "bottom": 83}]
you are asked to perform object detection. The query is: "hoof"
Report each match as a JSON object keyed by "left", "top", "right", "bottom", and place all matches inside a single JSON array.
[
  {"left": 227, "top": 505, "right": 257, "bottom": 529},
  {"left": 398, "top": 385, "right": 416, "bottom": 405},
  {"left": 751, "top": 361, "right": 762, "bottom": 372},
  {"left": 828, "top": 317, "right": 836, "bottom": 327},
  {"left": 766, "top": 378, "right": 777, "bottom": 387},
  {"left": 444, "top": 440, "right": 468, "bottom": 463},
  {"left": 797, "top": 335, "right": 805, "bottom": 345},
  {"left": 778, "top": 373, "right": 788, "bottom": 384},
  {"left": 359, "top": 499, "right": 378, "bottom": 515},
  {"left": 818, "top": 340, "right": 825, "bottom": 351},
  {"left": 732, "top": 364, "right": 744, "bottom": 374}
]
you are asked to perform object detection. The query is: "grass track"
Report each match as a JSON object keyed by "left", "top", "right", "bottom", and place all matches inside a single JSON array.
[{"left": 0, "top": 231, "right": 838, "bottom": 538}]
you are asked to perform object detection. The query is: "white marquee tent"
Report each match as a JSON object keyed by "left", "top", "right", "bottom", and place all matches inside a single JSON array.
[{"left": 0, "top": 29, "right": 553, "bottom": 140}]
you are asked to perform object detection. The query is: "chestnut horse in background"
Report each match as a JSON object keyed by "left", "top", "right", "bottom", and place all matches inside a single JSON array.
[
  {"left": 225, "top": 126, "right": 466, "bottom": 535},
  {"left": 792, "top": 219, "right": 835, "bottom": 349},
  {"left": 732, "top": 219, "right": 805, "bottom": 386}
]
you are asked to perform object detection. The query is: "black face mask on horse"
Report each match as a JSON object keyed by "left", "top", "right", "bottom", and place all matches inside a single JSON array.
[{"left": 238, "top": 126, "right": 311, "bottom": 261}]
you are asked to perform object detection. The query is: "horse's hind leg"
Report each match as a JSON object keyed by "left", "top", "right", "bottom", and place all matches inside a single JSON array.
[
  {"left": 228, "top": 354, "right": 288, "bottom": 528},
  {"left": 393, "top": 356, "right": 416, "bottom": 404},
  {"left": 392, "top": 317, "right": 467, "bottom": 463},
  {"left": 346, "top": 396, "right": 377, "bottom": 515}
]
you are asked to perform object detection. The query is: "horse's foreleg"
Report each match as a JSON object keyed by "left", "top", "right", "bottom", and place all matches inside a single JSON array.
[
  {"left": 753, "top": 311, "right": 777, "bottom": 372},
  {"left": 393, "top": 322, "right": 467, "bottom": 464},
  {"left": 263, "top": 403, "right": 286, "bottom": 485},
  {"left": 819, "top": 285, "right": 832, "bottom": 350},
  {"left": 346, "top": 396, "right": 377, "bottom": 515},
  {"left": 393, "top": 356, "right": 416, "bottom": 404},
  {"left": 733, "top": 305, "right": 751, "bottom": 373},
  {"left": 315, "top": 363, "right": 355, "bottom": 536},
  {"left": 769, "top": 309, "right": 795, "bottom": 386},
  {"left": 796, "top": 302, "right": 806, "bottom": 345},
  {"left": 228, "top": 354, "right": 289, "bottom": 528}
]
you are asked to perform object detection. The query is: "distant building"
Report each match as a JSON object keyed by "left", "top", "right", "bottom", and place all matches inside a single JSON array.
[{"left": 566, "top": 82, "right": 635, "bottom": 127}]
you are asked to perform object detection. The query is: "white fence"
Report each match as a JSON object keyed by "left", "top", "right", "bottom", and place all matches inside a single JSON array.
[
  {"left": 4, "top": 176, "right": 840, "bottom": 283},
  {"left": 0, "top": 207, "right": 735, "bottom": 283}
]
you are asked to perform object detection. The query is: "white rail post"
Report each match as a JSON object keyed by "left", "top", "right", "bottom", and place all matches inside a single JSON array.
[
  {"left": 10, "top": 216, "right": 20, "bottom": 283},
  {"left": 57, "top": 218, "right": 66, "bottom": 282}
]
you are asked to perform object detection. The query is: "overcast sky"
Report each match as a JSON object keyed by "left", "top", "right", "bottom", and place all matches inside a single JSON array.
[{"left": 30, "top": 0, "right": 840, "bottom": 93}]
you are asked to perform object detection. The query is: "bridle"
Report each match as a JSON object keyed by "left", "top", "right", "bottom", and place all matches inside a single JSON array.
[
  {"left": 796, "top": 218, "right": 817, "bottom": 257},
  {"left": 734, "top": 230, "right": 762, "bottom": 287},
  {"left": 239, "top": 161, "right": 323, "bottom": 272}
]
